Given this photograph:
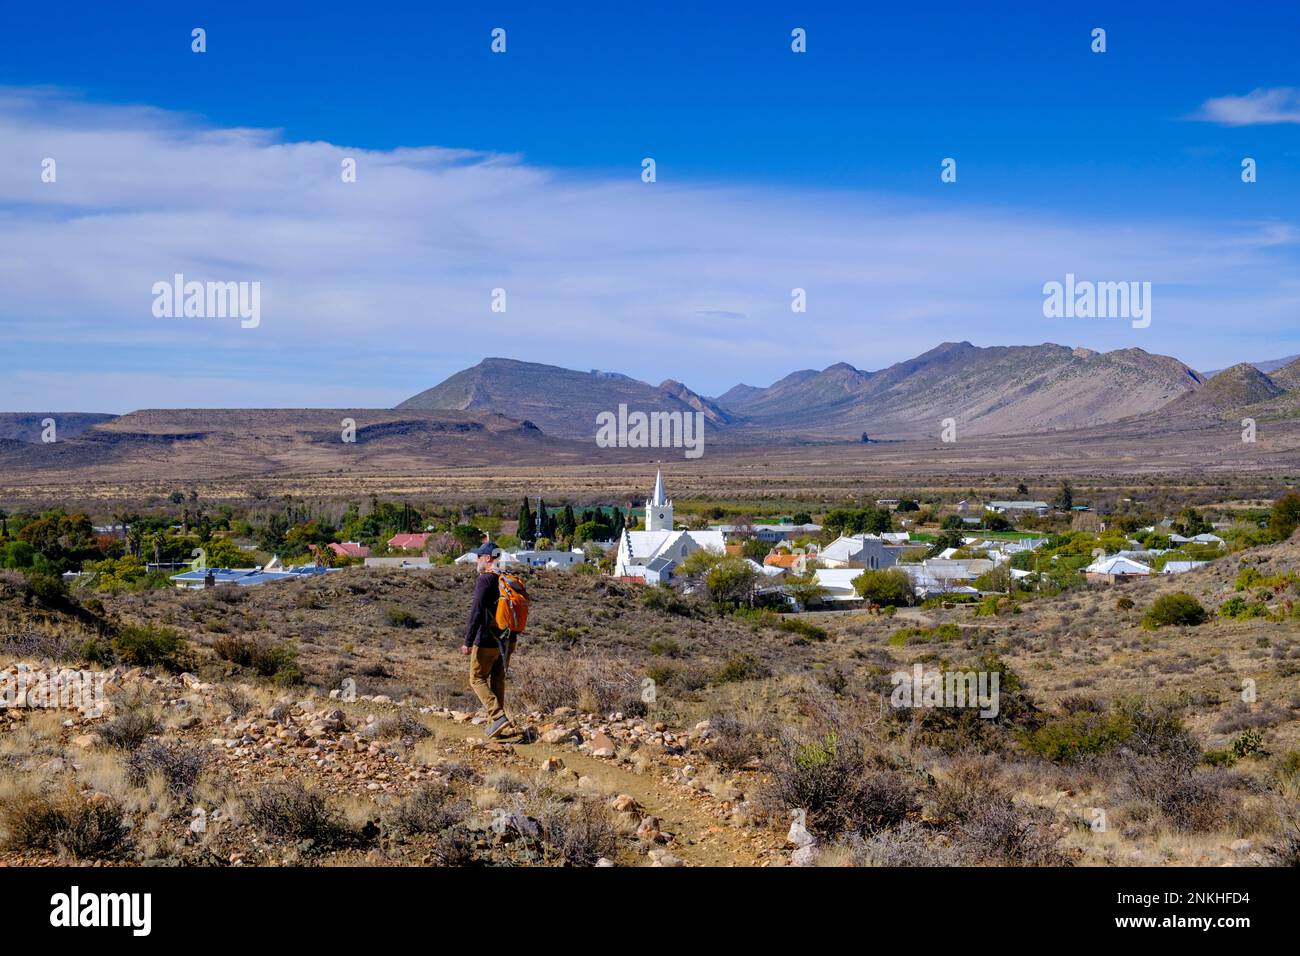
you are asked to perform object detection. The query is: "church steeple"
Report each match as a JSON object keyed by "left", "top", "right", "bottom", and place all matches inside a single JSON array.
[{"left": 645, "top": 465, "right": 673, "bottom": 530}]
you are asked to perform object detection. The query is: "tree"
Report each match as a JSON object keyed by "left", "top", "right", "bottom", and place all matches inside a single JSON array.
[
  {"left": 1016, "top": 482, "right": 1029, "bottom": 496},
  {"left": 741, "top": 537, "right": 771, "bottom": 561},
  {"left": 1269, "top": 492, "right": 1300, "bottom": 542},
  {"left": 792, "top": 512, "right": 813, "bottom": 525},
  {"left": 927, "top": 529, "right": 965, "bottom": 556},
  {"left": 204, "top": 536, "right": 257, "bottom": 568},
  {"left": 558, "top": 504, "right": 577, "bottom": 540},
  {"left": 705, "top": 558, "right": 759, "bottom": 605},
  {"left": 1055, "top": 481, "right": 1074, "bottom": 511},
  {"left": 851, "top": 568, "right": 914, "bottom": 607},
  {"left": 1173, "top": 506, "right": 1210, "bottom": 537},
  {"left": 451, "top": 524, "right": 485, "bottom": 550},
  {"left": 517, "top": 499, "right": 534, "bottom": 544},
  {"left": 783, "top": 569, "right": 827, "bottom": 609}
]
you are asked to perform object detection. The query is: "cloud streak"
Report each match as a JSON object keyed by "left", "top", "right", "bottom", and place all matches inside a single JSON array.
[
  {"left": 1, "top": 87, "right": 1298, "bottom": 411},
  {"left": 1194, "top": 87, "right": 1300, "bottom": 126}
]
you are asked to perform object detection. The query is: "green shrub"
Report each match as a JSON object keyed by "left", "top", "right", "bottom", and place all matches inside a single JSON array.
[
  {"left": 1218, "top": 596, "right": 1270, "bottom": 620},
  {"left": 111, "top": 625, "right": 187, "bottom": 670},
  {"left": 1021, "top": 709, "right": 1134, "bottom": 763},
  {"left": 212, "top": 634, "right": 302, "bottom": 683},
  {"left": 647, "top": 637, "right": 681, "bottom": 657},
  {"left": 888, "top": 622, "right": 961, "bottom": 646},
  {"left": 778, "top": 617, "right": 828, "bottom": 642},
  {"left": 385, "top": 607, "right": 420, "bottom": 628},
  {"left": 714, "top": 654, "right": 771, "bottom": 684},
  {"left": 1141, "top": 592, "right": 1206, "bottom": 629},
  {"left": 762, "top": 732, "right": 918, "bottom": 838}
]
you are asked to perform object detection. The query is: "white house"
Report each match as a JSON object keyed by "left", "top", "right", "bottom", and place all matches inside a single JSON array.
[
  {"left": 818, "top": 534, "right": 900, "bottom": 570},
  {"left": 1083, "top": 555, "right": 1152, "bottom": 583},
  {"left": 985, "top": 500, "right": 1051, "bottom": 515},
  {"left": 812, "top": 568, "right": 866, "bottom": 603},
  {"left": 1162, "top": 560, "right": 1209, "bottom": 574},
  {"left": 614, "top": 468, "right": 724, "bottom": 582},
  {"left": 711, "top": 522, "right": 822, "bottom": 543}
]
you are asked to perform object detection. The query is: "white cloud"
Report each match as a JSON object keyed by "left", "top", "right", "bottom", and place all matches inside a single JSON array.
[
  {"left": 1, "top": 87, "right": 1298, "bottom": 411},
  {"left": 1195, "top": 87, "right": 1300, "bottom": 126}
]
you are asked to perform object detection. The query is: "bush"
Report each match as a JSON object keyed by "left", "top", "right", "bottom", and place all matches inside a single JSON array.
[
  {"left": 385, "top": 607, "right": 420, "bottom": 629},
  {"left": 98, "top": 708, "right": 161, "bottom": 750},
  {"left": 125, "top": 741, "right": 209, "bottom": 799},
  {"left": 1218, "top": 596, "right": 1270, "bottom": 620},
  {"left": 537, "top": 798, "right": 619, "bottom": 866},
  {"left": 1021, "top": 709, "right": 1135, "bottom": 763},
  {"left": 640, "top": 585, "right": 694, "bottom": 616},
  {"left": 706, "top": 712, "right": 772, "bottom": 770},
  {"left": 25, "top": 573, "right": 70, "bottom": 607},
  {"left": 954, "top": 796, "right": 1063, "bottom": 866},
  {"left": 245, "top": 781, "right": 360, "bottom": 849},
  {"left": 778, "top": 617, "right": 828, "bottom": 642},
  {"left": 212, "top": 634, "right": 302, "bottom": 683},
  {"left": 111, "top": 624, "right": 187, "bottom": 670},
  {"left": 888, "top": 623, "right": 961, "bottom": 646},
  {"left": 1141, "top": 592, "right": 1206, "bottom": 629},
  {"left": 1115, "top": 596, "right": 1135, "bottom": 611},
  {"left": 0, "top": 787, "right": 129, "bottom": 858},
  {"left": 763, "top": 732, "right": 917, "bottom": 838},
  {"left": 384, "top": 784, "right": 467, "bottom": 837},
  {"left": 714, "top": 654, "right": 771, "bottom": 684}
]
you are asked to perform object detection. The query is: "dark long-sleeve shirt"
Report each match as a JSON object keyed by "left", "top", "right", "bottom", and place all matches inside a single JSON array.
[{"left": 463, "top": 572, "right": 503, "bottom": 648}]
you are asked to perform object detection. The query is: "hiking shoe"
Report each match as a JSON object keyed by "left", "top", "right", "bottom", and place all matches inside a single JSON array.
[{"left": 485, "top": 716, "right": 510, "bottom": 738}]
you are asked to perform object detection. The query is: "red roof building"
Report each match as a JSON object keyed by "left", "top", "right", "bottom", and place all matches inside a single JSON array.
[
  {"left": 329, "top": 541, "right": 370, "bottom": 558},
  {"left": 387, "top": 533, "right": 431, "bottom": 551}
]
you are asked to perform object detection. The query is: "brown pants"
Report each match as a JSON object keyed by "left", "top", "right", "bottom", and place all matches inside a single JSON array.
[{"left": 468, "top": 642, "right": 509, "bottom": 722}]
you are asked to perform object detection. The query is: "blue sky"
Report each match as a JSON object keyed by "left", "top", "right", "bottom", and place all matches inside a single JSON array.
[{"left": 1, "top": 0, "right": 1298, "bottom": 410}]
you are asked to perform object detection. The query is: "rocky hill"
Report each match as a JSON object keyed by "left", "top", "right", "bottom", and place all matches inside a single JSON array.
[{"left": 397, "top": 358, "right": 732, "bottom": 440}]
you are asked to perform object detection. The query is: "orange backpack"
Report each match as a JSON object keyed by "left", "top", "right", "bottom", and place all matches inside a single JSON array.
[{"left": 494, "top": 572, "right": 529, "bottom": 634}]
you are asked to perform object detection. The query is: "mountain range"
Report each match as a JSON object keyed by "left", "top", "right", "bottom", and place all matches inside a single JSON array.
[
  {"left": 5, "top": 343, "right": 1300, "bottom": 484},
  {"left": 397, "top": 342, "right": 1287, "bottom": 442}
]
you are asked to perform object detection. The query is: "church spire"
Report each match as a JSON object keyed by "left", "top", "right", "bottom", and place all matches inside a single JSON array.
[{"left": 645, "top": 464, "right": 674, "bottom": 531}]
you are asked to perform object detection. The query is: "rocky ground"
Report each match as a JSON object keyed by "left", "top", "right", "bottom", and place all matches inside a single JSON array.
[{"left": 2, "top": 538, "right": 1300, "bottom": 867}]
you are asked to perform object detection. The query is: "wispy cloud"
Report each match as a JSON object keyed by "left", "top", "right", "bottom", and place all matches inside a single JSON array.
[
  {"left": 1194, "top": 87, "right": 1300, "bottom": 126},
  {"left": 1, "top": 87, "right": 1298, "bottom": 411}
]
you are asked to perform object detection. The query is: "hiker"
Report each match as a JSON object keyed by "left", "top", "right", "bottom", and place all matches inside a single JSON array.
[{"left": 462, "top": 541, "right": 514, "bottom": 738}]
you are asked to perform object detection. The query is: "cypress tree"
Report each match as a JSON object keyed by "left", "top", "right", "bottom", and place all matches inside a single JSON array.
[{"left": 517, "top": 498, "right": 533, "bottom": 543}]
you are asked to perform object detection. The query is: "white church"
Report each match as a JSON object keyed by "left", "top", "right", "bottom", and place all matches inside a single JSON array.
[{"left": 614, "top": 467, "right": 724, "bottom": 584}]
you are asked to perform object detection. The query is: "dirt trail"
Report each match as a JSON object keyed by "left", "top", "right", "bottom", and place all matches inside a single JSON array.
[{"left": 424, "top": 716, "right": 766, "bottom": 867}]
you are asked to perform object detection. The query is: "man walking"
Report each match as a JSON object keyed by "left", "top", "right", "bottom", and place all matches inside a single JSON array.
[{"left": 462, "top": 541, "right": 512, "bottom": 738}]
